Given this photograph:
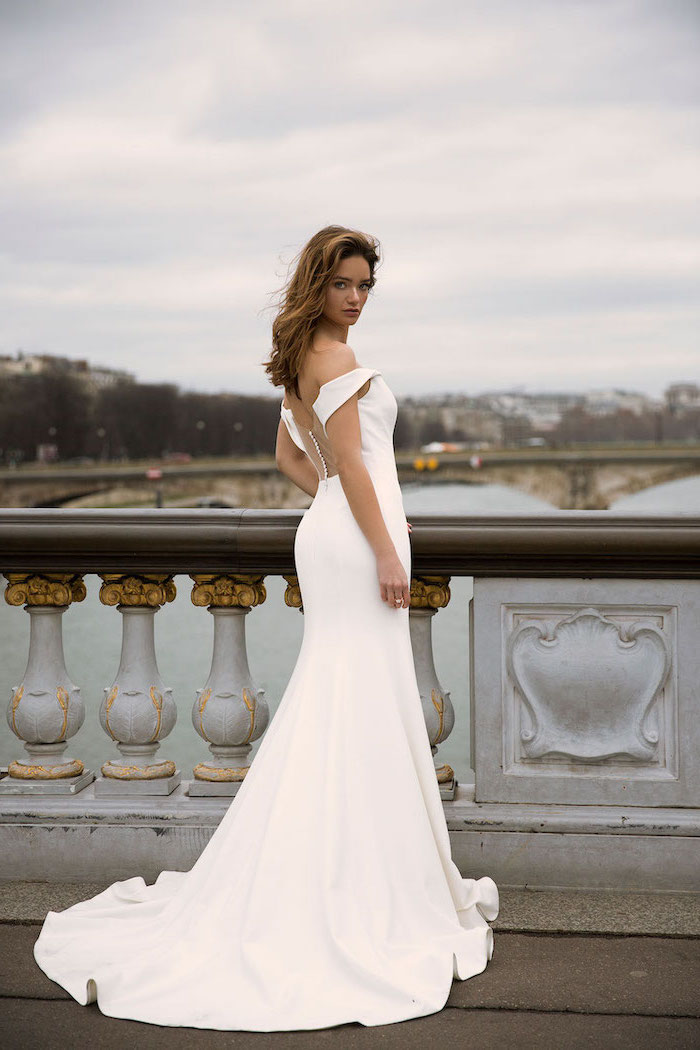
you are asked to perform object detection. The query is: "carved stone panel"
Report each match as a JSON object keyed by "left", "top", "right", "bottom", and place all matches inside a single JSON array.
[
  {"left": 471, "top": 579, "right": 696, "bottom": 806},
  {"left": 504, "top": 605, "right": 675, "bottom": 777}
]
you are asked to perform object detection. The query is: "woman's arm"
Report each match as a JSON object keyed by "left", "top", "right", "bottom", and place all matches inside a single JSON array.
[
  {"left": 326, "top": 401, "right": 410, "bottom": 608},
  {"left": 275, "top": 422, "right": 319, "bottom": 498}
]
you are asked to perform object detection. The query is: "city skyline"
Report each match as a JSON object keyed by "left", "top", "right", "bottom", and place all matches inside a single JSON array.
[
  {"left": 1, "top": 1, "right": 698, "bottom": 399},
  {"left": 1, "top": 347, "right": 695, "bottom": 407}
]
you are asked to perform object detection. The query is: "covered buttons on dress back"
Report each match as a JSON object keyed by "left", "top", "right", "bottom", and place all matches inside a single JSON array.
[{"left": 281, "top": 368, "right": 383, "bottom": 484}]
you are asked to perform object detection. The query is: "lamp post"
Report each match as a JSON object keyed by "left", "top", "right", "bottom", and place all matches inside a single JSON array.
[
  {"left": 195, "top": 419, "right": 206, "bottom": 457},
  {"left": 146, "top": 467, "right": 163, "bottom": 508},
  {"left": 96, "top": 426, "right": 107, "bottom": 461}
]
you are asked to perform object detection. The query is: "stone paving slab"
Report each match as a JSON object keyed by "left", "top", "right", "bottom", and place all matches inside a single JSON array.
[
  {"left": 0, "top": 926, "right": 70, "bottom": 1000},
  {"left": 2, "top": 881, "right": 699, "bottom": 936},
  {"left": 447, "top": 932, "right": 700, "bottom": 1017},
  {"left": 494, "top": 888, "right": 700, "bottom": 937},
  {"left": 0, "top": 880, "right": 110, "bottom": 922},
  {"left": 4, "top": 925, "right": 699, "bottom": 1020},
  {"left": 1, "top": 999, "right": 698, "bottom": 1050}
]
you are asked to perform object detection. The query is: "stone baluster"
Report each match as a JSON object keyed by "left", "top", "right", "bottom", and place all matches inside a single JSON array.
[
  {"left": 95, "top": 574, "right": 180, "bottom": 796},
  {"left": 409, "top": 574, "right": 458, "bottom": 799},
  {"left": 188, "top": 574, "right": 269, "bottom": 796},
  {"left": 1, "top": 573, "right": 94, "bottom": 794}
]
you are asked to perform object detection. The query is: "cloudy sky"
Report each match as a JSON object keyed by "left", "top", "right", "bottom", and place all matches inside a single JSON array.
[{"left": 1, "top": 0, "right": 698, "bottom": 400}]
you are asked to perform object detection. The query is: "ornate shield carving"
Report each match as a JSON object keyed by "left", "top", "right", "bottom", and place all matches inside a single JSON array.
[{"left": 506, "top": 607, "right": 672, "bottom": 763}]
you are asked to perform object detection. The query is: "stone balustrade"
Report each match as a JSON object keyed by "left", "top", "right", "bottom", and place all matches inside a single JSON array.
[
  {"left": 0, "top": 514, "right": 459, "bottom": 799},
  {"left": 0, "top": 508, "right": 699, "bottom": 892},
  {"left": 0, "top": 567, "right": 457, "bottom": 798}
]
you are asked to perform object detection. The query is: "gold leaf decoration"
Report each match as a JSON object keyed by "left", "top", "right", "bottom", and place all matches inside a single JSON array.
[
  {"left": 99, "top": 574, "right": 176, "bottom": 608},
  {"left": 193, "top": 763, "right": 250, "bottom": 782},
  {"left": 4, "top": 573, "right": 86, "bottom": 608},
  {"left": 10, "top": 685, "right": 23, "bottom": 735},
  {"left": 103, "top": 685, "right": 118, "bottom": 741},
  {"left": 435, "top": 763, "right": 455, "bottom": 783},
  {"left": 101, "top": 759, "right": 176, "bottom": 780},
  {"left": 431, "top": 689, "right": 446, "bottom": 745},
  {"left": 148, "top": 686, "right": 163, "bottom": 742},
  {"left": 189, "top": 574, "right": 266, "bottom": 608},
  {"left": 282, "top": 574, "right": 303, "bottom": 611},
  {"left": 410, "top": 575, "right": 451, "bottom": 610},
  {"left": 56, "top": 686, "right": 69, "bottom": 741},
  {"left": 9, "top": 758, "right": 84, "bottom": 780}
]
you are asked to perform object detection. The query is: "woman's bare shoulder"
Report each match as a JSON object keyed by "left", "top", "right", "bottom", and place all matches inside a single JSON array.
[{"left": 312, "top": 342, "right": 359, "bottom": 385}]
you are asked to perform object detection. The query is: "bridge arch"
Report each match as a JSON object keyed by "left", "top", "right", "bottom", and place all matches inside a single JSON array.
[{"left": 608, "top": 470, "right": 700, "bottom": 514}]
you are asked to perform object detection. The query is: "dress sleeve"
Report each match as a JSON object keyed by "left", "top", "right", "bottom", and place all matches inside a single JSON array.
[
  {"left": 313, "top": 368, "right": 381, "bottom": 436},
  {"left": 280, "top": 401, "right": 306, "bottom": 452}
]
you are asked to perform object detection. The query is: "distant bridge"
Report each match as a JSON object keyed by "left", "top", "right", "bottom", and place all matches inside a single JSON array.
[
  {"left": 1, "top": 447, "right": 699, "bottom": 510},
  {"left": 403, "top": 447, "right": 700, "bottom": 510}
]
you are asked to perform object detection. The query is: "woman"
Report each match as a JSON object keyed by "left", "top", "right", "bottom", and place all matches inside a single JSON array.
[{"left": 32, "top": 225, "right": 498, "bottom": 1031}]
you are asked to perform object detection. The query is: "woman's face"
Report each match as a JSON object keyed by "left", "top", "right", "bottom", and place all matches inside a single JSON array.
[{"left": 322, "top": 254, "right": 372, "bottom": 330}]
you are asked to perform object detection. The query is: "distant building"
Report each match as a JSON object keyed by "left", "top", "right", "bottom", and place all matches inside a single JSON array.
[
  {"left": 0, "top": 352, "right": 47, "bottom": 376},
  {"left": 665, "top": 383, "right": 700, "bottom": 414},
  {"left": 583, "top": 389, "right": 656, "bottom": 417},
  {"left": 400, "top": 394, "right": 506, "bottom": 446},
  {"left": 477, "top": 390, "right": 584, "bottom": 431},
  {"left": 0, "top": 352, "right": 134, "bottom": 389}
]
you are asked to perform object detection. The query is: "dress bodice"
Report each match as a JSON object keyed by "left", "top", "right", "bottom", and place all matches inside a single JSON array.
[{"left": 280, "top": 367, "right": 398, "bottom": 482}]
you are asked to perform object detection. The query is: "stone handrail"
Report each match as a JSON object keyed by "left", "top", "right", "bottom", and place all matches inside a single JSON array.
[{"left": 1, "top": 508, "right": 699, "bottom": 576}]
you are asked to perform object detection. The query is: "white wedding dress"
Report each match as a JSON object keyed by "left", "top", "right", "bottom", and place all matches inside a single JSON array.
[{"left": 33, "top": 366, "right": 499, "bottom": 1031}]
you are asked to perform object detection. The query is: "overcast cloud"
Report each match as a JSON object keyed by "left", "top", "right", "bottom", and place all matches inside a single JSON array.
[{"left": 0, "top": 0, "right": 698, "bottom": 398}]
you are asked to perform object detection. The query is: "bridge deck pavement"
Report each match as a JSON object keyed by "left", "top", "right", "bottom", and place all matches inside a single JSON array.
[{"left": 1, "top": 885, "right": 698, "bottom": 1049}]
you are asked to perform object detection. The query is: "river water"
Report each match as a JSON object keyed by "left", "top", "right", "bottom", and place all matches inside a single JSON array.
[{"left": 2, "top": 474, "right": 699, "bottom": 784}]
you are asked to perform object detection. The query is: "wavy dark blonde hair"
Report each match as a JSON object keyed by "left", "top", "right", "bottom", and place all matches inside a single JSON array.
[{"left": 263, "top": 225, "right": 381, "bottom": 398}]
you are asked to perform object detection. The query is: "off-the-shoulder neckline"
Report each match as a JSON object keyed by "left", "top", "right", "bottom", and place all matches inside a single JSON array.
[
  {"left": 281, "top": 366, "right": 380, "bottom": 415},
  {"left": 312, "top": 366, "right": 380, "bottom": 409}
]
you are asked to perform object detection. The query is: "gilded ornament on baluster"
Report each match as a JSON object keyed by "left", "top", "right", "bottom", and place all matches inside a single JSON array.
[
  {"left": 189, "top": 574, "right": 266, "bottom": 609},
  {"left": 241, "top": 687, "right": 256, "bottom": 745},
  {"left": 101, "top": 759, "right": 177, "bottom": 780},
  {"left": 431, "top": 688, "right": 446, "bottom": 745},
  {"left": 282, "top": 574, "right": 303, "bottom": 611},
  {"left": 197, "top": 688, "right": 212, "bottom": 742},
  {"left": 56, "top": 687, "right": 69, "bottom": 741},
  {"left": 435, "top": 763, "right": 455, "bottom": 784},
  {"left": 148, "top": 686, "right": 164, "bottom": 742},
  {"left": 99, "top": 574, "right": 176, "bottom": 608},
  {"left": 8, "top": 758, "right": 85, "bottom": 780},
  {"left": 409, "top": 575, "right": 451, "bottom": 610},
  {"left": 195, "top": 687, "right": 257, "bottom": 746},
  {"left": 10, "top": 676, "right": 72, "bottom": 743},
  {"left": 103, "top": 685, "right": 118, "bottom": 741},
  {"left": 4, "top": 573, "right": 86, "bottom": 608},
  {"left": 10, "top": 685, "right": 23, "bottom": 735},
  {"left": 193, "top": 764, "right": 250, "bottom": 782}
]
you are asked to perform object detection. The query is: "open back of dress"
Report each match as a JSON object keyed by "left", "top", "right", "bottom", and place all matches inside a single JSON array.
[{"left": 280, "top": 369, "right": 374, "bottom": 481}]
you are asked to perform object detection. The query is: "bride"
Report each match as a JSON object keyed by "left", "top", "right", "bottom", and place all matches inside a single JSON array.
[{"left": 32, "top": 225, "right": 499, "bottom": 1031}]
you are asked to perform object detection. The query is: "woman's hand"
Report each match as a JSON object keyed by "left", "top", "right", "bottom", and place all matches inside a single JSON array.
[
  {"left": 406, "top": 520, "right": 412, "bottom": 533},
  {"left": 376, "top": 548, "right": 410, "bottom": 609}
]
